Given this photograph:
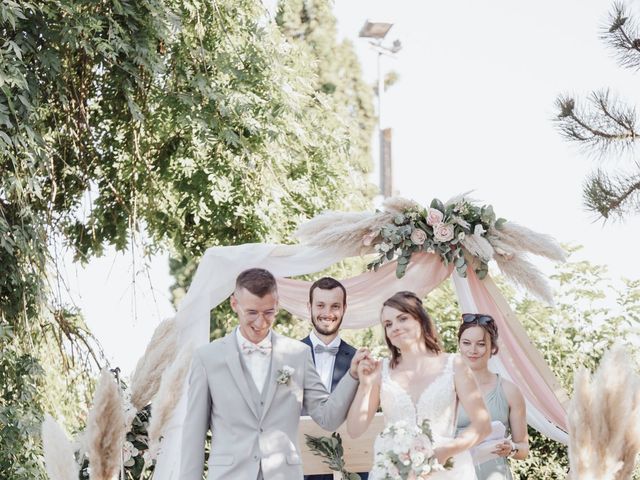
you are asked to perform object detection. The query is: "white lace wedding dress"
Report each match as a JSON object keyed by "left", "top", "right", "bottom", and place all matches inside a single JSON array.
[{"left": 371, "top": 354, "right": 477, "bottom": 479}]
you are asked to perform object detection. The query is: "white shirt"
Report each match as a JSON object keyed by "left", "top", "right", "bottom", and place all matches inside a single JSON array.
[
  {"left": 309, "top": 331, "right": 341, "bottom": 391},
  {"left": 236, "top": 328, "right": 272, "bottom": 394}
]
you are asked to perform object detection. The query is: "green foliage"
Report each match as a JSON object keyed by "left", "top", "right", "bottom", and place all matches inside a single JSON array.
[
  {"left": 276, "top": 0, "right": 376, "bottom": 178},
  {"left": 305, "top": 432, "right": 360, "bottom": 479},
  {"left": 0, "top": 331, "right": 46, "bottom": 480},
  {"left": 2, "top": 0, "right": 376, "bottom": 475}
]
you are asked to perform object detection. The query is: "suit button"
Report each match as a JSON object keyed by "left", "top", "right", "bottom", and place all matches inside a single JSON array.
[{"left": 260, "top": 428, "right": 264, "bottom": 432}]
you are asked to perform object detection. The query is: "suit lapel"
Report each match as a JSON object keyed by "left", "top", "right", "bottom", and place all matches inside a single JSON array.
[
  {"left": 331, "top": 340, "right": 352, "bottom": 392},
  {"left": 224, "top": 334, "right": 260, "bottom": 419},
  {"left": 260, "top": 332, "right": 284, "bottom": 421},
  {"left": 301, "top": 335, "right": 315, "bottom": 363}
]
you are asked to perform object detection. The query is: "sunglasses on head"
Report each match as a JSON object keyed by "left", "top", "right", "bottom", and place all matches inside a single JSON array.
[{"left": 462, "top": 313, "right": 494, "bottom": 325}]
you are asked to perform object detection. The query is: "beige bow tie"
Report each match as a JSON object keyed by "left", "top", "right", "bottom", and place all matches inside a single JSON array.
[{"left": 241, "top": 341, "right": 272, "bottom": 356}]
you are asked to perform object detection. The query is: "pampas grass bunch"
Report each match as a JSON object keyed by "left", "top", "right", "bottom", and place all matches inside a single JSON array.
[
  {"left": 146, "top": 345, "right": 194, "bottom": 461},
  {"left": 129, "top": 318, "right": 179, "bottom": 411},
  {"left": 567, "top": 346, "right": 640, "bottom": 480},
  {"left": 42, "top": 414, "right": 79, "bottom": 480},
  {"left": 86, "top": 369, "right": 127, "bottom": 480}
]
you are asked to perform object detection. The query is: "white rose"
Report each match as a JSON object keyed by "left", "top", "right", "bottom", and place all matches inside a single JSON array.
[
  {"left": 433, "top": 223, "right": 454, "bottom": 242},
  {"left": 410, "top": 228, "right": 427, "bottom": 245},
  {"left": 426, "top": 208, "right": 444, "bottom": 226},
  {"left": 379, "top": 242, "right": 391, "bottom": 253},
  {"left": 457, "top": 232, "right": 465, "bottom": 241}
]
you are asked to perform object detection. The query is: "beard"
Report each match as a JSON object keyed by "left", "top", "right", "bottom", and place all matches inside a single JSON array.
[{"left": 311, "top": 313, "right": 344, "bottom": 336}]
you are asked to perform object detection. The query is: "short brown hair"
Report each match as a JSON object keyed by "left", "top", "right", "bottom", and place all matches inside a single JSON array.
[
  {"left": 382, "top": 291, "right": 442, "bottom": 368},
  {"left": 235, "top": 268, "right": 277, "bottom": 297},
  {"left": 457, "top": 314, "right": 499, "bottom": 355},
  {"left": 309, "top": 277, "right": 347, "bottom": 306}
]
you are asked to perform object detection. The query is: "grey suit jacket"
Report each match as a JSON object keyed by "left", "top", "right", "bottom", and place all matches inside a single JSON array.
[{"left": 180, "top": 329, "right": 359, "bottom": 480}]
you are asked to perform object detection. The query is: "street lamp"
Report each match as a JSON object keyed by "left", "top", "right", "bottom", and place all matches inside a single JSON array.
[{"left": 360, "top": 20, "right": 402, "bottom": 198}]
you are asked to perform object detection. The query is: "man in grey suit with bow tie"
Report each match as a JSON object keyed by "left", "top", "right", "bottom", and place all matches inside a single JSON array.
[
  {"left": 180, "top": 268, "right": 365, "bottom": 480},
  {"left": 301, "top": 277, "right": 368, "bottom": 480}
]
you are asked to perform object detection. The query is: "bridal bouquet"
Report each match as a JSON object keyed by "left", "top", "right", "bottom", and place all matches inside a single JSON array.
[{"left": 370, "top": 419, "right": 452, "bottom": 480}]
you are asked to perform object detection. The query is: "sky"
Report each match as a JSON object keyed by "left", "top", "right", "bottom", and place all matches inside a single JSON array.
[{"left": 63, "top": 0, "right": 640, "bottom": 375}]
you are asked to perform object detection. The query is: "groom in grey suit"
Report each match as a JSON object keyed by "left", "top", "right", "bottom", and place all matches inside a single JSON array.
[{"left": 180, "top": 268, "right": 365, "bottom": 480}]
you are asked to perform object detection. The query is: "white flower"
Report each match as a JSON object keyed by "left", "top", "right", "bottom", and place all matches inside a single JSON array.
[
  {"left": 433, "top": 223, "right": 455, "bottom": 242},
  {"left": 457, "top": 232, "right": 465, "bottom": 241},
  {"left": 410, "top": 228, "right": 427, "bottom": 245},
  {"left": 426, "top": 208, "right": 444, "bottom": 226},
  {"left": 122, "top": 441, "right": 139, "bottom": 462},
  {"left": 276, "top": 365, "right": 294, "bottom": 385},
  {"left": 378, "top": 242, "right": 391, "bottom": 253}
]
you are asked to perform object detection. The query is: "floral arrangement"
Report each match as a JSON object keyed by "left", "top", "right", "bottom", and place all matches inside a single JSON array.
[
  {"left": 294, "top": 195, "right": 567, "bottom": 305},
  {"left": 366, "top": 198, "right": 505, "bottom": 279},
  {"left": 371, "top": 419, "right": 453, "bottom": 480},
  {"left": 276, "top": 365, "right": 295, "bottom": 385},
  {"left": 305, "top": 432, "right": 361, "bottom": 480}
]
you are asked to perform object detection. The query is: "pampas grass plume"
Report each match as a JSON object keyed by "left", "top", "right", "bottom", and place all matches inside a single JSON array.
[
  {"left": 86, "top": 369, "right": 126, "bottom": 480},
  {"left": 567, "top": 345, "right": 640, "bottom": 480},
  {"left": 146, "top": 345, "right": 194, "bottom": 460},
  {"left": 130, "top": 318, "right": 179, "bottom": 410},
  {"left": 493, "top": 253, "right": 554, "bottom": 305},
  {"left": 42, "top": 414, "right": 79, "bottom": 480}
]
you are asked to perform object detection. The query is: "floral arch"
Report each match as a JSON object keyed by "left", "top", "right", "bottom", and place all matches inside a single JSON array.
[{"left": 153, "top": 195, "right": 569, "bottom": 479}]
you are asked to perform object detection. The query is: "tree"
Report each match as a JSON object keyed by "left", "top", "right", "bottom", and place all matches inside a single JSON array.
[
  {"left": 1, "top": 0, "right": 375, "bottom": 474},
  {"left": 555, "top": 2, "right": 640, "bottom": 220},
  {"left": 275, "top": 0, "right": 377, "bottom": 179}
]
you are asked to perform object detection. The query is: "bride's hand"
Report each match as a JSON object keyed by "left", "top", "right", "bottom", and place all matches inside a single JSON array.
[
  {"left": 357, "top": 357, "right": 380, "bottom": 385},
  {"left": 433, "top": 445, "right": 453, "bottom": 466}
]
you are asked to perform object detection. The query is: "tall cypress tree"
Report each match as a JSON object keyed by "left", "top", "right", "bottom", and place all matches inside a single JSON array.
[{"left": 276, "top": 0, "right": 376, "bottom": 183}]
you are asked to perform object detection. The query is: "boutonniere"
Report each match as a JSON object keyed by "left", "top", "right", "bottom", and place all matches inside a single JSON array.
[{"left": 276, "top": 365, "right": 295, "bottom": 385}]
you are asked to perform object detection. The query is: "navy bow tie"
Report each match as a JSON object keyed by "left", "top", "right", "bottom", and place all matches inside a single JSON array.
[{"left": 314, "top": 344, "right": 339, "bottom": 356}]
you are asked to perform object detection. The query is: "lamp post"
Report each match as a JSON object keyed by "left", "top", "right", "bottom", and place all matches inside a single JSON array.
[{"left": 359, "top": 20, "right": 402, "bottom": 198}]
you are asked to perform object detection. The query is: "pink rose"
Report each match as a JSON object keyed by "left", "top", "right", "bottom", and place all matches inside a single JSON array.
[
  {"left": 426, "top": 208, "right": 444, "bottom": 226},
  {"left": 433, "top": 223, "right": 454, "bottom": 242},
  {"left": 410, "top": 228, "right": 427, "bottom": 245}
]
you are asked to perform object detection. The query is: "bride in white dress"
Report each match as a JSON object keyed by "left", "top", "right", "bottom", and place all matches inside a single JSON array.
[{"left": 347, "top": 291, "right": 491, "bottom": 479}]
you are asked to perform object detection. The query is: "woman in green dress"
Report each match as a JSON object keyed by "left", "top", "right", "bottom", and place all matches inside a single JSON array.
[{"left": 456, "top": 314, "right": 529, "bottom": 480}]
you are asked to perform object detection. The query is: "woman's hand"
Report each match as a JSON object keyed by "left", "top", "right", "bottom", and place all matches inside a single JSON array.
[
  {"left": 357, "top": 356, "right": 380, "bottom": 386},
  {"left": 491, "top": 439, "right": 514, "bottom": 458},
  {"left": 433, "top": 445, "right": 454, "bottom": 466}
]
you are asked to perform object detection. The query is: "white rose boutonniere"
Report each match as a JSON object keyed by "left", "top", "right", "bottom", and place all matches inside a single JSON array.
[{"left": 277, "top": 365, "right": 295, "bottom": 385}]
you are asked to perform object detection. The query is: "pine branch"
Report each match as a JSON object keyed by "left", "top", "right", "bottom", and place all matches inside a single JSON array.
[
  {"left": 583, "top": 166, "right": 640, "bottom": 219},
  {"left": 555, "top": 90, "right": 638, "bottom": 157},
  {"left": 602, "top": 2, "right": 640, "bottom": 70}
]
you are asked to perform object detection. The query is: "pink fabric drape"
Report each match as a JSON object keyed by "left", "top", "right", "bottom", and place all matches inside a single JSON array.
[
  {"left": 465, "top": 270, "right": 569, "bottom": 431},
  {"left": 277, "top": 252, "right": 453, "bottom": 328}
]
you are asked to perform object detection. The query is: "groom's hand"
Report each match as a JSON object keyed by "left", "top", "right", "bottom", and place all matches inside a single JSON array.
[{"left": 349, "top": 348, "right": 372, "bottom": 380}]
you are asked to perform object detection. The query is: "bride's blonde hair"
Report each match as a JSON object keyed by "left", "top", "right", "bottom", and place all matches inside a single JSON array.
[{"left": 381, "top": 291, "right": 442, "bottom": 368}]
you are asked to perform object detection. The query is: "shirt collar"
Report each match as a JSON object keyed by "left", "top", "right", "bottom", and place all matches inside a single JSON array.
[
  {"left": 236, "top": 327, "right": 272, "bottom": 349},
  {"left": 309, "top": 330, "right": 341, "bottom": 349}
]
